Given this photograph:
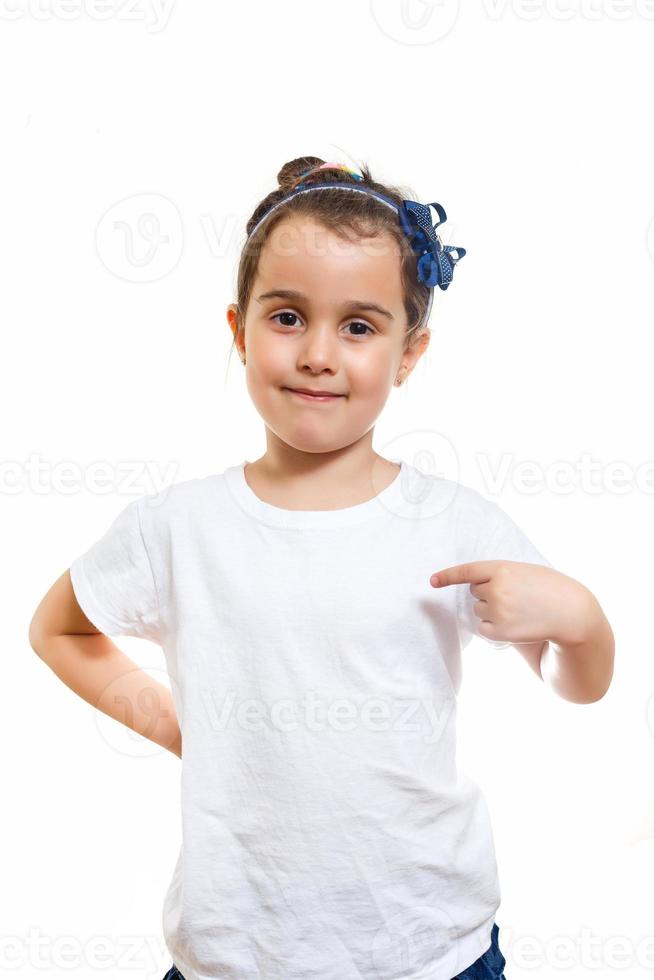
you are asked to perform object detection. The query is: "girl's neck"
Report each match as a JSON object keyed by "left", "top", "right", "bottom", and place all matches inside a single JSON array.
[{"left": 243, "top": 452, "right": 401, "bottom": 512}]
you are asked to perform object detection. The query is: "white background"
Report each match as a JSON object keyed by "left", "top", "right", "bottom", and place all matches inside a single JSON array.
[{"left": 4, "top": 1, "right": 652, "bottom": 978}]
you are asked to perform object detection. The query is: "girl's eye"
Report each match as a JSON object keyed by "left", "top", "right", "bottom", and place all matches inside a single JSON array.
[
  {"left": 270, "top": 312, "right": 375, "bottom": 337},
  {"left": 344, "top": 321, "right": 375, "bottom": 337},
  {"left": 271, "top": 312, "right": 301, "bottom": 328}
]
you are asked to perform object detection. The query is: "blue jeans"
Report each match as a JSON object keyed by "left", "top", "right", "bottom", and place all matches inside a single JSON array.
[
  {"left": 453, "top": 922, "right": 507, "bottom": 979},
  {"left": 162, "top": 921, "right": 507, "bottom": 980}
]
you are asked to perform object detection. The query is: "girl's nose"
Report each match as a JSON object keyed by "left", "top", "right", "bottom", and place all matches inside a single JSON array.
[{"left": 296, "top": 324, "right": 340, "bottom": 374}]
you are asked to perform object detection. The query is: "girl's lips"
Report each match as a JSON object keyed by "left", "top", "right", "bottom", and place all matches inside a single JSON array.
[{"left": 285, "top": 388, "right": 344, "bottom": 402}]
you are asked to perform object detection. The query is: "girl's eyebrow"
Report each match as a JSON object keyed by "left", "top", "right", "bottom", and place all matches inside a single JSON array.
[{"left": 255, "top": 288, "right": 394, "bottom": 321}]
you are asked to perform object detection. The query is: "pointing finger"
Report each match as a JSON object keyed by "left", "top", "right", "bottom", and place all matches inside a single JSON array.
[{"left": 430, "top": 562, "right": 496, "bottom": 588}]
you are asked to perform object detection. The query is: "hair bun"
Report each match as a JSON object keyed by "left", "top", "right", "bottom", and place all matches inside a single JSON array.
[{"left": 277, "top": 156, "right": 325, "bottom": 192}]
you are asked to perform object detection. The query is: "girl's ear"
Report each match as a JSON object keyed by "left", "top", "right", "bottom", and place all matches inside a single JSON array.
[
  {"left": 398, "top": 329, "right": 431, "bottom": 382},
  {"left": 404, "top": 328, "right": 430, "bottom": 360},
  {"left": 226, "top": 304, "right": 240, "bottom": 340},
  {"left": 226, "top": 305, "right": 246, "bottom": 363}
]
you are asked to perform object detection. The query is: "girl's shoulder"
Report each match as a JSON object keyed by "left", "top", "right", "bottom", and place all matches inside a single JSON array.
[
  {"left": 400, "top": 461, "right": 501, "bottom": 526},
  {"left": 137, "top": 469, "right": 233, "bottom": 530}
]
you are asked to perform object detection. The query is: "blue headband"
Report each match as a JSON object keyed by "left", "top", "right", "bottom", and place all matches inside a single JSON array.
[{"left": 246, "top": 177, "right": 467, "bottom": 327}]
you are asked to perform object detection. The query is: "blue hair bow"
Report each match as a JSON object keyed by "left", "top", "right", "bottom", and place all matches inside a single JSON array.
[{"left": 398, "top": 200, "right": 466, "bottom": 290}]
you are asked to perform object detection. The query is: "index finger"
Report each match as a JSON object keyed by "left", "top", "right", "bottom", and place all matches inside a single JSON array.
[{"left": 430, "top": 561, "right": 497, "bottom": 588}]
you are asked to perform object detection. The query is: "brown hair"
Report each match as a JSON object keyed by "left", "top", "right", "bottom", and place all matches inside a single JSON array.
[{"left": 229, "top": 156, "right": 432, "bottom": 366}]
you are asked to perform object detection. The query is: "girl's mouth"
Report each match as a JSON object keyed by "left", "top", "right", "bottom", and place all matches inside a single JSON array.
[{"left": 284, "top": 388, "right": 344, "bottom": 402}]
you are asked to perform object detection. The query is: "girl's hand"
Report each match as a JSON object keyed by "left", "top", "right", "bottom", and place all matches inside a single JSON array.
[{"left": 430, "top": 561, "right": 595, "bottom": 646}]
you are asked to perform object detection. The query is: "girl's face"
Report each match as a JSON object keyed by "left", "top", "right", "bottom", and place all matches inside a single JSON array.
[{"left": 227, "top": 217, "right": 429, "bottom": 456}]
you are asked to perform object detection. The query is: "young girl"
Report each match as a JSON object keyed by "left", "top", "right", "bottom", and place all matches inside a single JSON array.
[{"left": 31, "top": 156, "right": 614, "bottom": 980}]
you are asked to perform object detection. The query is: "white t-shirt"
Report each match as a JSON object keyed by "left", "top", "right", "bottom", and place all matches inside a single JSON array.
[{"left": 69, "top": 459, "right": 552, "bottom": 980}]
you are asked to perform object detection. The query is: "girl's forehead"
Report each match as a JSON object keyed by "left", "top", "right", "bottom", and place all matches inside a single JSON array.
[
  {"left": 257, "top": 218, "right": 404, "bottom": 292},
  {"left": 264, "top": 216, "right": 399, "bottom": 255}
]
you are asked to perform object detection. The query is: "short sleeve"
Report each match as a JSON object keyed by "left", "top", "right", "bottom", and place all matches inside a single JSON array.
[
  {"left": 456, "top": 499, "right": 553, "bottom": 649},
  {"left": 69, "top": 497, "right": 162, "bottom": 644}
]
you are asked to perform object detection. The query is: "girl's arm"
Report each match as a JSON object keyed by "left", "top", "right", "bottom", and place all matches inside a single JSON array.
[
  {"left": 512, "top": 639, "right": 549, "bottom": 680},
  {"left": 28, "top": 570, "right": 182, "bottom": 757},
  {"left": 433, "top": 562, "right": 615, "bottom": 704},
  {"left": 534, "top": 589, "right": 615, "bottom": 704}
]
